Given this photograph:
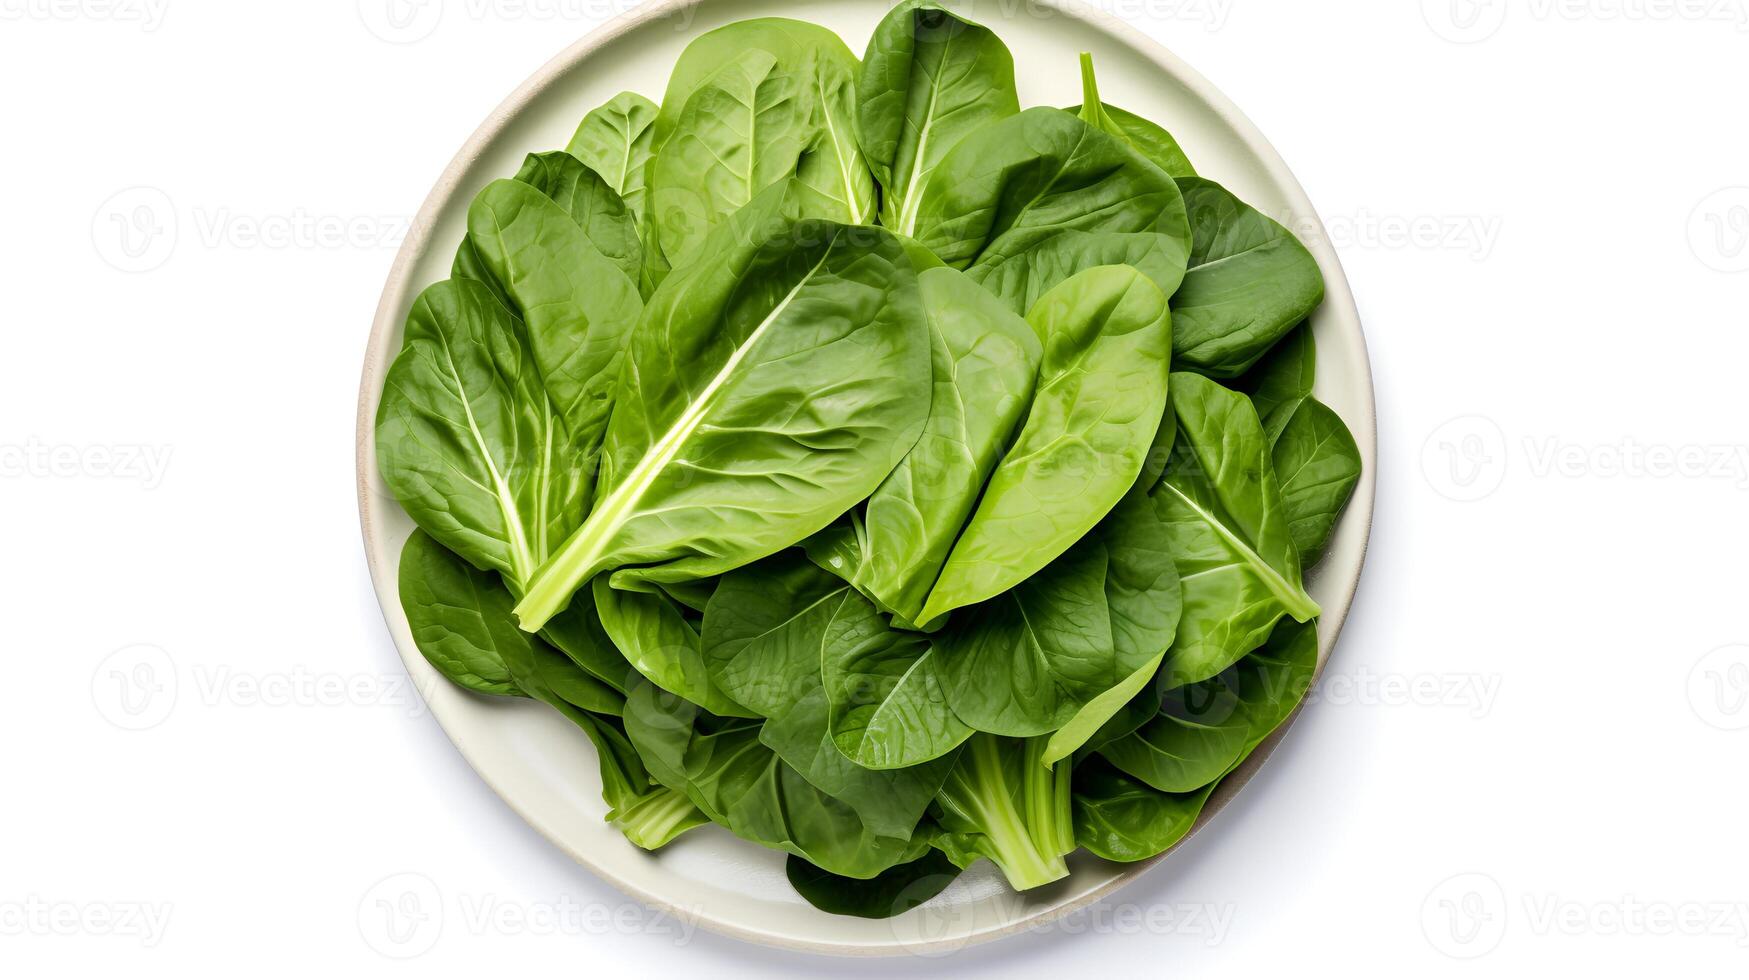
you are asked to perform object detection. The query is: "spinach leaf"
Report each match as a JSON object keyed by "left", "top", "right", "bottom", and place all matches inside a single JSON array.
[
  {"left": 567, "top": 92, "right": 658, "bottom": 232},
  {"left": 934, "top": 736, "right": 1074, "bottom": 890},
  {"left": 934, "top": 489, "right": 1180, "bottom": 737},
  {"left": 465, "top": 176, "right": 643, "bottom": 451},
  {"left": 797, "top": 52, "right": 878, "bottom": 225},
  {"left": 700, "top": 551, "right": 847, "bottom": 717},
  {"left": 1237, "top": 322, "right": 1315, "bottom": 446},
  {"left": 1153, "top": 373, "right": 1318, "bottom": 685},
  {"left": 1074, "top": 618, "right": 1316, "bottom": 861},
  {"left": 1071, "top": 53, "right": 1196, "bottom": 178},
  {"left": 760, "top": 686, "right": 958, "bottom": 841},
  {"left": 702, "top": 552, "right": 971, "bottom": 769},
  {"left": 818, "top": 589, "right": 970, "bottom": 771},
  {"left": 857, "top": 0, "right": 1019, "bottom": 235},
  {"left": 919, "top": 265, "right": 1172, "bottom": 623},
  {"left": 514, "top": 185, "right": 931, "bottom": 631},
  {"left": 912, "top": 107, "right": 1192, "bottom": 313},
  {"left": 622, "top": 683, "right": 931, "bottom": 879},
  {"left": 376, "top": 278, "right": 587, "bottom": 592},
  {"left": 1273, "top": 397, "right": 1362, "bottom": 566},
  {"left": 593, "top": 578, "right": 752, "bottom": 718},
  {"left": 1172, "top": 176, "right": 1324, "bottom": 377},
  {"left": 786, "top": 850, "right": 961, "bottom": 919},
  {"left": 397, "top": 529, "right": 526, "bottom": 697},
  {"left": 808, "top": 264, "right": 1042, "bottom": 624}
]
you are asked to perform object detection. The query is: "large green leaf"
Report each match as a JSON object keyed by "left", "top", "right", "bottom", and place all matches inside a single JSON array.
[
  {"left": 513, "top": 184, "right": 931, "bottom": 631},
  {"left": 919, "top": 265, "right": 1172, "bottom": 623},
  {"left": 1153, "top": 373, "right": 1318, "bottom": 685},
  {"left": 912, "top": 107, "right": 1191, "bottom": 313},
  {"left": 786, "top": 850, "right": 960, "bottom": 919},
  {"left": 1272, "top": 398, "right": 1362, "bottom": 566},
  {"left": 567, "top": 92, "right": 658, "bottom": 233},
  {"left": 593, "top": 578, "right": 751, "bottom": 718},
  {"left": 934, "top": 490, "right": 1180, "bottom": 737},
  {"left": 376, "top": 279, "right": 586, "bottom": 592},
  {"left": 465, "top": 176, "right": 642, "bottom": 451},
  {"left": 796, "top": 53, "right": 877, "bottom": 225},
  {"left": 857, "top": 0, "right": 1019, "bottom": 235},
  {"left": 817, "top": 589, "right": 969, "bottom": 771},
  {"left": 1172, "top": 177, "right": 1324, "bottom": 377},
  {"left": 397, "top": 529, "right": 525, "bottom": 697},
  {"left": 808, "top": 264, "right": 1041, "bottom": 623}
]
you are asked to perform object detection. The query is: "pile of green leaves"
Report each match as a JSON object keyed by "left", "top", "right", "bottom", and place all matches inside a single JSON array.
[{"left": 375, "top": 1, "right": 1362, "bottom": 919}]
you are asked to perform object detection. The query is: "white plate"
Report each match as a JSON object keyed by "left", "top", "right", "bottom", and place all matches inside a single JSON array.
[{"left": 356, "top": 0, "right": 1376, "bottom": 956}]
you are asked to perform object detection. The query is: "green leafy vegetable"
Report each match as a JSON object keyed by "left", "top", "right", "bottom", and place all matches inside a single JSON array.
[
  {"left": 376, "top": 5, "right": 1364, "bottom": 920},
  {"left": 858, "top": 0, "right": 1020, "bottom": 235},
  {"left": 513, "top": 184, "right": 931, "bottom": 630},
  {"left": 1072, "top": 53, "right": 1196, "bottom": 179},
  {"left": 913, "top": 107, "right": 1192, "bottom": 313},
  {"left": 919, "top": 265, "right": 1172, "bottom": 623},
  {"left": 1172, "top": 177, "right": 1323, "bottom": 377},
  {"left": 1153, "top": 373, "right": 1318, "bottom": 686}
]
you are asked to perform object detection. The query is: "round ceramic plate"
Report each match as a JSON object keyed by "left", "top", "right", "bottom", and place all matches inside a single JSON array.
[{"left": 357, "top": 0, "right": 1375, "bottom": 956}]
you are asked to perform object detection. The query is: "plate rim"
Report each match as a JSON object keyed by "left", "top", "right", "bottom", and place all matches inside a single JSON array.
[{"left": 355, "top": 0, "right": 1377, "bottom": 956}]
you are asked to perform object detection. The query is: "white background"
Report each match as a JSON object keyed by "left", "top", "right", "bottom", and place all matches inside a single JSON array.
[{"left": 4, "top": 0, "right": 1747, "bottom": 974}]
